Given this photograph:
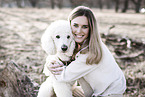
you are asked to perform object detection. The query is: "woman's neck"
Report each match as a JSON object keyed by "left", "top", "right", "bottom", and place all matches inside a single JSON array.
[
  {"left": 76, "top": 39, "right": 89, "bottom": 52},
  {"left": 77, "top": 43, "right": 81, "bottom": 51},
  {"left": 72, "top": 39, "right": 89, "bottom": 60}
]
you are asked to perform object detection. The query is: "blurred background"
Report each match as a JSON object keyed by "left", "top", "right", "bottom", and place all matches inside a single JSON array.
[
  {"left": 0, "top": 0, "right": 145, "bottom": 13},
  {"left": 0, "top": 0, "right": 145, "bottom": 97}
]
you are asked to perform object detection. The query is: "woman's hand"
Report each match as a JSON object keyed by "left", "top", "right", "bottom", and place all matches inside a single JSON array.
[{"left": 47, "top": 61, "right": 64, "bottom": 75}]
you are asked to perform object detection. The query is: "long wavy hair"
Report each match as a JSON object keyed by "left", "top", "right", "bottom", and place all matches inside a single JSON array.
[{"left": 68, "top": 6, "right": 102, "bottom": 65}]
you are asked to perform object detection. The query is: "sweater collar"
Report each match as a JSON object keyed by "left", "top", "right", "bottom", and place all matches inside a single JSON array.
[{"left": 78, "top": 39, "right": 89, "bottom": 54}]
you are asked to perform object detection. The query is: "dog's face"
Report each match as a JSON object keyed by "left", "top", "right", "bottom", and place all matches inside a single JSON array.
[
  {"left": 52, "top": 29, "right": 74, "bottom": 56},
  {"left": 41, "top": 20, "right": 75, "bottom": 61}
]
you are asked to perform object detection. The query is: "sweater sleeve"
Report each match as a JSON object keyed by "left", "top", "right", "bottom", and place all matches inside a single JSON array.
[
  {"left": 56, "top": 53, "right": 99, "bottom": 82},
  {"left": 43, "top": 55, "right": 61, "bottom": 76},
  {"left": 56, "top": 42, "right": 115, "bottom": 82},
  {"left": 78, "top": 77, "right": 94, "bottom": 97}
]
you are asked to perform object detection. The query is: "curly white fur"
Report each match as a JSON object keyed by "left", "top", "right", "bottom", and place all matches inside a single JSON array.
[
  {"left": 41, "top": 20, "right": 75, "bottom": 61},
  {"left": 37, "top": 20, "right": 75, "bottom": 97}
]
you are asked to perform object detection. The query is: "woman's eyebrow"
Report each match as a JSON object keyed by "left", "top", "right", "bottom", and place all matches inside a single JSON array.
[
  {"left": 73, "top": 23, "right": 88, "bottom": 26},
  {"left": 73, "top": 23, "right": 78, "bottom": 25},
  {"left": 83, "top": 25, "right": 89, "bottom": 26}
]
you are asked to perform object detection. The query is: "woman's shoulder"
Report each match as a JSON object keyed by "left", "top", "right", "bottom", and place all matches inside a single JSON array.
[
  {"left": 100, "top": 41, "right": 112, "bottom": 55},
  {"left": 99, "top": 41, "right": 118, "bottom": 65}
]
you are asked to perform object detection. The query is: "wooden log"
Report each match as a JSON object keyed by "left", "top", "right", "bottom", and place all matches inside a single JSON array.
[
  {"left": 115, "top": 50, "right": 144, "bottom": 61},
  {"left": 0, "top": 61, "right": 36, "bottom": 97},
  {"left": 0, "top": 61, "right": 85, "bottom": 97}
]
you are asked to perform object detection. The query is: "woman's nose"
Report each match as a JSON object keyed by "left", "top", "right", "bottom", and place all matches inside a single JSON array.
[{"left": 76, "top": 27, "right": 81, "bottom": 33}]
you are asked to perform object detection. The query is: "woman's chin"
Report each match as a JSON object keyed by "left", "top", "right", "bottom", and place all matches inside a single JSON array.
[{"left": 75, "top": 40, "right": 83, "bottom": 44}]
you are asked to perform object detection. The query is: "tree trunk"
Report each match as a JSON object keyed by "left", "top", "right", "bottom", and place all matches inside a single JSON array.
[
  {"left": 15, "top": 0, "right": 22, "bottom": 8},
  {"left": 122, "top": 0, "right": 129, "bottom": 13},
  {"left": 115, "top": 0, "right": 120, "bottom": 12},
  {"left": 0, "top": 0, "right": 3, "bottom": 7},
  {"left": 135, "top": 0, "right": 142, "bottom": 13},
  {"left": 69, "top": 0, "right": 75, "bottom": 8},
  {"left": 98, "top": 0, "right": 103, "bottom": 10},
  {"left": 29, "top": 0, "right": 39, "bottom": 7},
  {"left": 106, "top": 0, "right": 111, "bottom": 9},
  {"left": 50, "top": 0, "right": 55, "bottom": 9},
  {"left": 57, "top": 0, "right": 63, "bottom": 9},
  {"left": 131, "top": 0, "right": 142, "bottom": 13}
]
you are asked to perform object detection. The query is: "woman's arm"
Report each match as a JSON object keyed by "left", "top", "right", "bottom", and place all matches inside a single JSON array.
[
  {"left": 56, "top": 53, "right": 99, "bottom": 82},
  {"left": 43, "top": 55, "right": 63, "bottom": 76},
  {"left": 49, "top": 42, "right": 112, "bottom": 81}
]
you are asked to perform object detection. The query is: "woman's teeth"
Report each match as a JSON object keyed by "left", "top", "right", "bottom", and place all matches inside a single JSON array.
[
  {"left": 77, "top": 35, "right": 82, "bottom": 38},
  {"left": 75, "top": 34, "right": 84, "bottom": 38}
]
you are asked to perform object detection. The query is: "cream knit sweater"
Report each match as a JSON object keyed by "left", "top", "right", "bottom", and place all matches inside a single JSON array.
[{"left": 55, "top": 42, "right": 126, "bottom": 97}]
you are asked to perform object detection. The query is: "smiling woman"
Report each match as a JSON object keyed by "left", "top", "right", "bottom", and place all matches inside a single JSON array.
[
  {"left": 46, "top": 6, "right": 126, "bottom": 97},
  {"left": 71, "top": 16, "right": 89, "bottom": 44},
  {"left": 68, "top": 6, "right": 102, "bottom": 65}
]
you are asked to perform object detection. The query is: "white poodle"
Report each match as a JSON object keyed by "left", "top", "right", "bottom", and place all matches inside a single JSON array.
[{"left": 37, "top": 20, "right": 76, "bottom": 97}]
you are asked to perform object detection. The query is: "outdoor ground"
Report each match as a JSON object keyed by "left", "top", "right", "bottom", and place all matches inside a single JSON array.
[{"left": 0, "top": 8, "right": 145, "bottom": 97}]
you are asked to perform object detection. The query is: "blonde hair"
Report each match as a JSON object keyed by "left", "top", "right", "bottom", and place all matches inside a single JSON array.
[{"left": 68, "top": 6, "right": 102, "bottom": 65}]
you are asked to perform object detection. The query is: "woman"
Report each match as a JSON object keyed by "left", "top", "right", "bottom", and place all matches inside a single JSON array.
[{"left": 48, "top": 6, "right": 126, "bottom": 97}]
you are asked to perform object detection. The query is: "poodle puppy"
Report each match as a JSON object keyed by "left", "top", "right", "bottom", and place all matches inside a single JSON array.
[{"left": 37, "top": 20, "right": 76, "bottom": 97}]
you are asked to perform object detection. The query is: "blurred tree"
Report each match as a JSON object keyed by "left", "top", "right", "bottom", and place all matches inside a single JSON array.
[
  {"left": 0, "top": 0, "right": 3, "bottom": 7},
  {"left": 115, "top": 0, "right": 120, "bottom": 12},
  {"left": 50, "top": 0, "right": 54, "bottom": 9},
  {"left": 69, "top": 0, "right": 82, "bottom": 8},
  {"left": 0, "top": 0, "right": 144, "bottom": 13},
  {"left": 29, "top": 0, "right": 39, "bottom": 7},
  {"left": 50, "top": 0, "right": 63, "bottom": 9},
  {"left": 56, "top": 0, "right": 63, "bottom": 9},
  {"left": 69, "top": 0, "right": 92, "bottom": 8},
  {"left": 131, "top": 0, "right": 142, "bottom": 13},
  {"left": 69, "top": 0, "right": 73, "bottom": 7},
  {"left": 106, "top": 0, "right": 111, "bottom": 9},
  {"left": 98, "top": 0, "right": 103, "bottom": 10},
  {"left": 15, "top": 0, "right": 22, "bottom": 8},
  {"left": 122, "top": 0, "right": 129, "bottom": 12}
]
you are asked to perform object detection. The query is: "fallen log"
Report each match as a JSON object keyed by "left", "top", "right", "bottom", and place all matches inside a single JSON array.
[
  {"left": 0, "top": 61, "right": 85, "bottom": 97},
  {"left": 0, "top": 61, "right": 37, "bottom": 97}
]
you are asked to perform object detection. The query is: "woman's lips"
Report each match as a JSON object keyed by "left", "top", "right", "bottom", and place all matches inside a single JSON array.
[{"left": 75, "top": 34, "right": 84, "bottom": 38}]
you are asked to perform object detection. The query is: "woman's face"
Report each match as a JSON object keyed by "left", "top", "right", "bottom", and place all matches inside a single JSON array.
[{"left": 71, "top": 16, "right": 89, "bottom": 44}]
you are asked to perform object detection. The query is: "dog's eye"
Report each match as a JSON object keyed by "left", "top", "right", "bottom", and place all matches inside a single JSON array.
[
  {"left": 67, "top": 35, "right": 70, "bottom": 39},
  {"left": 56, "top": 35, "right": 60, "bottom": 39}
]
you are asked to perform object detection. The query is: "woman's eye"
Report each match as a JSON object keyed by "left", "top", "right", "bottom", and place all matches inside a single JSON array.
[
  {"left": 56, "top": 35, "right": 60, "bottom": 39},
  {"left": 67, "top": 35, "right": 70, "bottom": 39},
  {"left": 82, "top": 25, "right": 88, "bottom": 29},
  {"left": 74, "top": 24, "right": 78, "bottom": 27}
]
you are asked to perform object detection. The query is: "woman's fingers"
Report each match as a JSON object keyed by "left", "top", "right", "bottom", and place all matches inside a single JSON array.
[
  {"left": 52, "top": 71, "right": 61, "bottom": 75},
  {"left": 47, "top": 62, "right": 64, "bottom": 75},
  {"left": 50, "top": 68, "right": 63, "bottom": 75},
  {"left": 47, "top": 61, "right": 63, "bottom": 69},
  {"left": 49, "top": 64, "right": 63, "bottom": 68},
  {"left": 51, "top": 67, "right": 63, "bottom": 72}
]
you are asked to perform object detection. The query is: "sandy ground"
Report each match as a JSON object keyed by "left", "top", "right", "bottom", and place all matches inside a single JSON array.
[{"left": 0, "top": 8, "right": 145, "bottom": 96}]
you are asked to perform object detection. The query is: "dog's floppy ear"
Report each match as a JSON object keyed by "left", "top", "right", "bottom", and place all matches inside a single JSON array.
[
  {"left": 68, "top": 38, "right": 75, "bottom": 56},
  {"left": 41, "top": 29, "right": 56, "bottom": 55},
  {"left": 71, "top": 40, "right": 75, "bottom": 55}
]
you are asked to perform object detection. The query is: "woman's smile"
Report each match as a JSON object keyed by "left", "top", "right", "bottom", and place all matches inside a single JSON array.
[{"left": 74, "top": 34, "right": 84, "bottom": 38}]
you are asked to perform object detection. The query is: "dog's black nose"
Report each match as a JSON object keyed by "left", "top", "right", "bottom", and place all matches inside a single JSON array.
[{"left": 61, "top": 45, "right": 68, "bottom": 51}]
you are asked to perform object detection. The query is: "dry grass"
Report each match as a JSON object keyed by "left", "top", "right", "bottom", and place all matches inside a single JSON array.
[{"left": 0, "top": 8, "right": 145, "bottom": 96}]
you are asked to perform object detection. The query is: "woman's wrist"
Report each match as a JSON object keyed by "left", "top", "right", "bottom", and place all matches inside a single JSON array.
[{"left": 47, "top": 62, "right": 64, "bottom": 75}]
